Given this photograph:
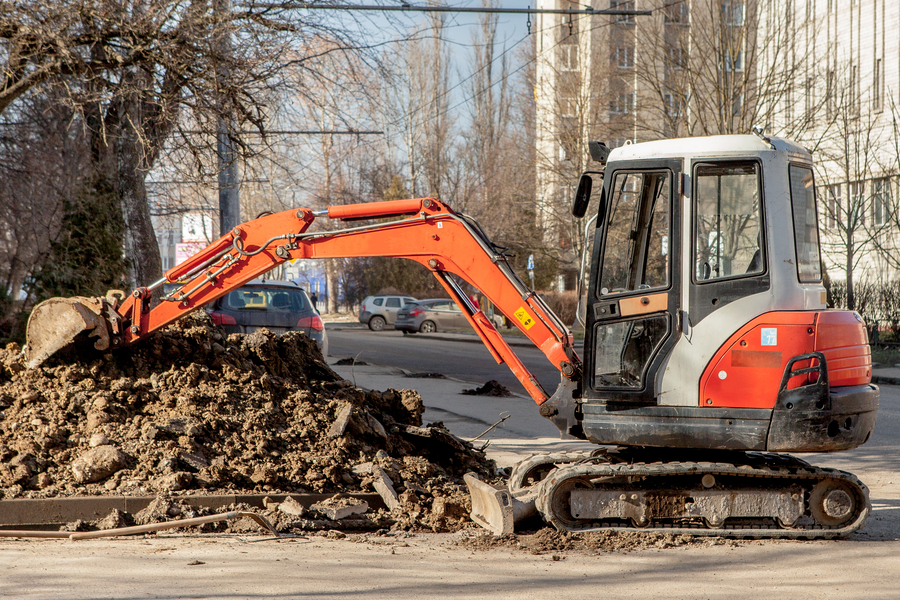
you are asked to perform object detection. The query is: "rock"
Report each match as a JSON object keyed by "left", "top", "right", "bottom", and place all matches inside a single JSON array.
[
  {"left": 89, "top": 433, "right": 110, "bottom": 448},
  {"left": 277, "top": 496, "right": 307, "bottom": 517},
  {"left": 250, "top": 465, "right": 277, "bottom": 485},
  {"left": 71, "top": 445, "right": 127, "bottom": 483},
  {"left": 372, "top": 465, "right": 401, "bottom": 511},
  {"left": 151, "top": 472, "right": 192, "bottom": 492}
]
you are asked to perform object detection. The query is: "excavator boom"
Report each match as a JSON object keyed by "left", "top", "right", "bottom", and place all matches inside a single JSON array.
[{"left": 25, "top": 198, "right": 580, "bottom": 406}]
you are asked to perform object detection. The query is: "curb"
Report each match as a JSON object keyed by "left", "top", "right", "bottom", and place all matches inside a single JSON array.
[
  {"left": 872, "top": 375, "right": 900, "bottom": 386},
  {"left": 0, "top": 493, "right": 385, "bottom": 529}
]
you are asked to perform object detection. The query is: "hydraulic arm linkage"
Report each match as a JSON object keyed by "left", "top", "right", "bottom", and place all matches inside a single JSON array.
[{"left": 26, "top": 198, "right": 581, "bottom": 406}]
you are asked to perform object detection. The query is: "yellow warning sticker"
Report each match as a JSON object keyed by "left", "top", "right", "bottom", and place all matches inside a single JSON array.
[{"left": 514, "top": 306, "right": 535, "bottom": 330}]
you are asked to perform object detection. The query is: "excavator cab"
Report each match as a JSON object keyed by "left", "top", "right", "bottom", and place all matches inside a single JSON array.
[{"left": 573, "top": 135, "right": 877, "bottom": 453}]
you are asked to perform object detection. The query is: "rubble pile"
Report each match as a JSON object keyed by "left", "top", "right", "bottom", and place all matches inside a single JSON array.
[{"left": 0, "top": 313, "right": 494, "bottom": 533}]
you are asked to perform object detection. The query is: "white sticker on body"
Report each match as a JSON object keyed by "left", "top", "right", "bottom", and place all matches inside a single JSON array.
[{"left": 761, "top": 328, "right": 777, "bottom": 346}]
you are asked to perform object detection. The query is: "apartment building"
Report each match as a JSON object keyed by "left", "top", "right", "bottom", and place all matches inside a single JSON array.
[
  {"left": 534, "top": 0, "right": 754, "bottom": 291},
  {"left": 761, "top": 0, "right": 900, "bottom": 286}
]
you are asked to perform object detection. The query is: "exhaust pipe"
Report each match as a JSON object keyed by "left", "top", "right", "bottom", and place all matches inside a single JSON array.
[{"left": 464, "top": 472, "right": 537, "bottom": 535}]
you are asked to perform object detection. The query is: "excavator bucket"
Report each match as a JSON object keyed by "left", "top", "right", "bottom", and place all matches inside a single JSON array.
[
  {"left": 24, "top": 297, "right": 113, "bottom": 369},
  {"left": 464, "top": 473, "right": 536, "bottom": 536}
]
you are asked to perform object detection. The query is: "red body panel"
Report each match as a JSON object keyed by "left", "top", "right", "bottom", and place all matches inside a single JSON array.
[{"left": 700, "top": 311, "right": 871, "bottom": 409}]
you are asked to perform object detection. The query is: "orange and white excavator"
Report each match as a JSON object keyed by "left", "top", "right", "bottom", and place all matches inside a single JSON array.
[{"left": 24, "top": 133, "right": 878, "bottom": 538}]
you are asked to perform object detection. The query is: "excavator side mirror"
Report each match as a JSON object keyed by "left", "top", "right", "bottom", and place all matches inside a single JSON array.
[{"left": 572, "top": 174, "right": 593, "bottom": 218}]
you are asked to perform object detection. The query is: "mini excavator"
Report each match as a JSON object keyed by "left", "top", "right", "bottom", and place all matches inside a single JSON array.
[{"left": 24, "top": 134, "right": 878, "bottom": 538}]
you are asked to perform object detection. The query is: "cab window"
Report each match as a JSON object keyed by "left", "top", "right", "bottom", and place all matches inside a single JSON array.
[
  {"left": 788, "top": 165, "right": 823, "bottom": 282},
  {"left": 598, "top": 171, "right": 671, "bottom": 295},
  {"left": 694, "top": 162, "right": 764, "bottom": 281}
]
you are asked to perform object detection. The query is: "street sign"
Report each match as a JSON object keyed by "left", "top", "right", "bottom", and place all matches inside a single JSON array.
[{"left": 527, "top": 254, "right": 534, "bottom": 271}]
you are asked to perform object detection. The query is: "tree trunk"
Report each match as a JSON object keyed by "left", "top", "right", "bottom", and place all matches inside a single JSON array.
[
  {"left": 846, "top": 235, "right": 855, "bottom": 310},
  {"left": 117, "top": 119, "right": 162, "bottom": 290}
]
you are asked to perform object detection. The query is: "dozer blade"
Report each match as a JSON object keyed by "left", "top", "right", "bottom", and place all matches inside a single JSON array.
[
  {"left": 464, "top": 473, "right": 536, "bottom": 536},
  {"left": 24, "top": 297, "right": 112, "bottom": 369}
]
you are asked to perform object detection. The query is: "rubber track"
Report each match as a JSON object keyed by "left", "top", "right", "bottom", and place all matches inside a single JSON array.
[{"left": 534, "top": 456, "right": 870, "bottom": 540}]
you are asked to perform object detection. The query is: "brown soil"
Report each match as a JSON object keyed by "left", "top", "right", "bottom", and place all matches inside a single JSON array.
[
  {"left": 455, "top": 527, "right": 744, "bottom": 555},
  {"left": 0, "top": 313, "right": 494, "bottom": 534},
  {"left": 461, "top": 380, "right": 511, "bottom": 397}
]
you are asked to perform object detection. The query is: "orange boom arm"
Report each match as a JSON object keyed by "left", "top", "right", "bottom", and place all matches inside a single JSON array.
[{"left": 114, "top": 198, "right": 581, "bottom": 405}]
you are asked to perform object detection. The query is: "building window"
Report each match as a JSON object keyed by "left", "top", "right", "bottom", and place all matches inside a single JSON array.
[
  {"left": 560, "top": 96, "right": 577, "bottom": 118},
  {"left": 732, "top": 93, "right": 743, "bottom": 116},
  {"left": 850, "top": 63, "right": 859, "bottom": 116},
  {"left": 805, "top": 76, "right": 815, "bottom": 121},
  {"left": 668, "top": 46, "right": 685, "bottom": 70},
  {"left": 560, "top": 45, "right": 578, "bottom": 71},
  {"left": 664, "top": 93, "right": 683, "bottom": 117},
  {"left": 609, "top": 92, "right": 635, "bottom": 114},
  {"left": 614, "top": 46, "right": 634, "bottom": 69},
  {"left": 665, "top": 1, "right": 689, "bottom": 24},
  {"left": 725, "top": 49, "right": 744, "bottom": 72},
  {"left": 611, "top": 0, "right": 635, "bottom": 24},
  {"left": 722, "top": 1, "right": 745, "bottom": 26},
  {"left": 873, "top": 178, "right": 889, "bottom": 225},
  {"left": 874, "top": 58, "right": 883, "bottom": 112},
  {"left": 826, "top": 184, "right": 840, "bottom": 229}
]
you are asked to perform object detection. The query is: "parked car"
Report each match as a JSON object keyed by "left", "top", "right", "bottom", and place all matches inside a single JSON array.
[
  {"left": 206, "top": 279, "right": 328, "bottom": 357},
  {"left": 358, "top": 294, "right": 417, "bottom": 331},
  {"left": 394, "top": 298, "right": 470, "bottom": 333}
]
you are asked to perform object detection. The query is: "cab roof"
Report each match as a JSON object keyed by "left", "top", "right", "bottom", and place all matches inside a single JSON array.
[{"left": 607, "top": 134, "right": 811, "bottom": 164}]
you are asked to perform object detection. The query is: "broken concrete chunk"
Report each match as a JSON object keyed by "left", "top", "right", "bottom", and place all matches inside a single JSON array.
[
  {"left": 327, "top": 402, "right": 353, "bottom": 439},
  {"left": 277, "top": 496, "right": 307, "bottom": 517},
  {"left": 372, "top": 465, "right": 401, "bottom": 511},
  {"left": 351, "top": 462, "right": 373, "bottom": 476},
  {"left": 178, "top": 450, "right": 209, "bottom": 471},
  {"left": 310, "top": 500, "right": 369, "bottom": 521},
  {"left": 71, "top": 445, "right": 127, "bottom": 483},
  {"left": 363, "top": 412, "right": 387, "bottom": 439}
]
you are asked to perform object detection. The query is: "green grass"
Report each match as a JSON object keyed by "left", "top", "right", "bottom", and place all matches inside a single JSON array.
[{"left": 870, "top": 345, "right": 900, "bottom": 368}]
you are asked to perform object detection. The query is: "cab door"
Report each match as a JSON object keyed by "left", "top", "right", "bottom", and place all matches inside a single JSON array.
[{"left": 583, "top": 160, "right": 682, "bottom": 404}]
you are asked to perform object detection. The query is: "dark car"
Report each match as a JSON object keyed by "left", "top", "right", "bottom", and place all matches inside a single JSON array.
[
  {"left": 394, "top": 299, "right": 470, "bottom": 333},
  {"left": 206, "top": 279, "right": 328, "bottom": 356}
]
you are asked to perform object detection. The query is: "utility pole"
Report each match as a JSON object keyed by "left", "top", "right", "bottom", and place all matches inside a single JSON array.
[{"left": 215, "top": 0, "right": 240, "bottom": 236}]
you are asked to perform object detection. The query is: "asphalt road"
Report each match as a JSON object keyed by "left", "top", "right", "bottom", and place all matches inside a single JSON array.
[{"left": 327, "top": 327, "right": 566, "bottom": 395}]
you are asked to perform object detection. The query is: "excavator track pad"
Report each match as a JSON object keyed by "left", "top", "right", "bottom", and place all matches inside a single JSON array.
[
  {"left": 24, "top": 296, "right": 118, "bottom": 369},
  {"left": 532, "top": 450, "right": 869, "bottom": 539}
]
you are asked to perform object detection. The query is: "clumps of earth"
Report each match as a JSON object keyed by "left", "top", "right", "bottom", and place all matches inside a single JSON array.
[
  {"left": 0, "top": 313, "right": 495, "bottom": 534},
  {"left": 461, "top": 380, "right": 511, "bottom": 397},
  {"left": 455, "top": 528, "right": 741, "bottom": 555}
]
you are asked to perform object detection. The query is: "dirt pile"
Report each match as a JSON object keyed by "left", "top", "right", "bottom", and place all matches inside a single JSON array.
[{"left": 0, "top": 313, "right": 494, "bottom": 533}]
